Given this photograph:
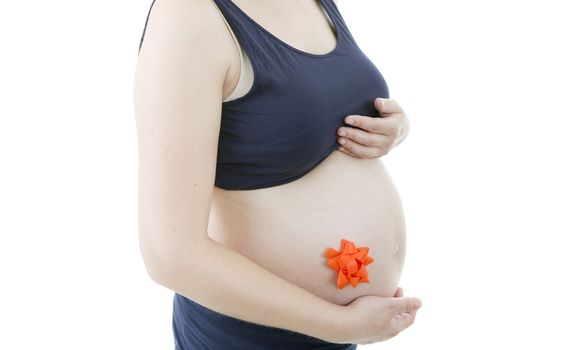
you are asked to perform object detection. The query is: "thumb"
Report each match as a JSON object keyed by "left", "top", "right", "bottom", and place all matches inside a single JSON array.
[
  {"left": 393, "top": 297, "right": 422, "bottom": 314},
  {"left": 375, "top": 97, "right": 385, "bottom": 111}
]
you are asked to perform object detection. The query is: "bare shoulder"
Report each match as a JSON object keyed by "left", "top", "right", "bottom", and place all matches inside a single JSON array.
[{"left": 137, "top": 0, "right": 233, "bottom": 74}]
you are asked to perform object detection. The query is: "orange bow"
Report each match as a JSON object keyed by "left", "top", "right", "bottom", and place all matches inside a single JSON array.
[{"left": 324, "top": 238, "right": 374, "bottom": 289}]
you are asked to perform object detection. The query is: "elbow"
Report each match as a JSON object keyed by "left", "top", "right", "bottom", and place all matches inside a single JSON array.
[
  {"left": 141, "top": 249, "right": 176, "bottom": 287},
  {"left": 137, "top": 232, "right": 178, "bottom": 286},
  {"left": 139, "top": 235, "right": 211, "bottom": 287}
]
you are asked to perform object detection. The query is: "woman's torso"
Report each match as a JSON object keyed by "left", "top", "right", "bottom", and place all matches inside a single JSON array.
[
  {"left": 208, "top": 0, "right": 407, "bottom": 306},
  {"left": 210, "top": 151, "right": 406, "bottom": 306}
]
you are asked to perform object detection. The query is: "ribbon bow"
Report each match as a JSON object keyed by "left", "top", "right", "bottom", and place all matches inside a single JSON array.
[{"left": 324, "top": 238, "right": 374, "bottom": 289}]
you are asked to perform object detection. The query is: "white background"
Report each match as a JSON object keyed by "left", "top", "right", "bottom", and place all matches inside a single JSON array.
[{"left": 1, "top": 0, "right": 582, "bottom": 349}]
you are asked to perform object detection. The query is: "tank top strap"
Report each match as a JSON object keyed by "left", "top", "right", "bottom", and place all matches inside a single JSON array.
[
  {"left": 211, "top": 0, "right": 278, "bottom": 68},
  {"left": 213, "top": 0, "right": 356, "bottom": 60},
  {"left": 318, "top": 0, "right": 358, "bottom": 47}
]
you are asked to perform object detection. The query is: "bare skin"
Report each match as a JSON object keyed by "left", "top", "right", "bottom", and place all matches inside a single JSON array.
[
  {"left": 212, "top": 0, "right": 407, "bottom": 306},
  {"left": 135, "top": 0, "right": 421, "bottom": 344}
]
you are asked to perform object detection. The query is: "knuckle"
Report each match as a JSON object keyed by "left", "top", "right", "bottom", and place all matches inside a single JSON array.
[
  {"left": 377, "top": 137, "right": 388, "bottom": 148},
  {"left": 361, "top": 134, "right": 372, "bottom": 146}
]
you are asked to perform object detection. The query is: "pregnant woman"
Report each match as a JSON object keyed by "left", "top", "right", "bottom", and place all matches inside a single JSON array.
[{"left": 134, "top": 0, "right": 422, "bottom": 348}]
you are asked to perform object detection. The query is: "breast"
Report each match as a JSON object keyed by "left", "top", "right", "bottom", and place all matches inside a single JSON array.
[
  {"left": 209, "top": 149, "right": 406, "bottom": 306},
  {"left": 215, "top": 41, "right": 390, "bottom": 190}
]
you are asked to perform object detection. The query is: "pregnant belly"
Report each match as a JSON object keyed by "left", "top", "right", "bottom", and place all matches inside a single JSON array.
[{"left": 208, "top": 150, "right": 407, "bottom": 306}]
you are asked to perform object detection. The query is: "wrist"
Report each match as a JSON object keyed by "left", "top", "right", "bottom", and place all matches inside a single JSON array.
[{"left": 319, "top": 303, "right": 352, "bottom": 344}]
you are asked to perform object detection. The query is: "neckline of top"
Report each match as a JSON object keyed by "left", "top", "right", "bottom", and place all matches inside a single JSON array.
[{"left": 223, "top": 0, "right": 342, "bottom": 58}]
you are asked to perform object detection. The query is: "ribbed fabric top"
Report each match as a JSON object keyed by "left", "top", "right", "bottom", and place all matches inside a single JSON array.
[
  {"left": 213, "top": 0, "right": 390, "bottom": 190},
  {"left": 139, "top": 0, "right": 390, "bottom": 191}
]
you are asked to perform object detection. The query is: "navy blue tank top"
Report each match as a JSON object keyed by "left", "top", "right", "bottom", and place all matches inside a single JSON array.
[{"left": 212, "top": 0, "right": 390, "bottom": 190}]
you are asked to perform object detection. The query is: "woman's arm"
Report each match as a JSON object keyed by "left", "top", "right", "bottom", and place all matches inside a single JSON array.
[{"left": 134, "top": 0, "right": 346, "bottom": 342}]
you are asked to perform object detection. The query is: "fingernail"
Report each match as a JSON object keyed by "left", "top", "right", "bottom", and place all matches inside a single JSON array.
[
  {"left": 346, "top": 118, "right": 354, "bottom": 125},
  {"left": 415, "top": 298, "right": 422, "bottom": 308},
  {"left": 378, "top": 98, "right": 385, "bottom": 108}
]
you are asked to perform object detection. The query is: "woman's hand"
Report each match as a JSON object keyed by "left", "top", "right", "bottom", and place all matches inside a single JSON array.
[
  {"left": 330, "top": 287, "right": 422, "bottom": 345},
  {"left": 336, "top": 98, "right": 410, "bottom": 159}
]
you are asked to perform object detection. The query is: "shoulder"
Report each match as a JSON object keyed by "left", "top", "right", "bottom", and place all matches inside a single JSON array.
[
  {"left": 137, "top": 0, "right": 234, "bottom": 76},
  {"left": 140, "top": 0, "right": 228, "bottom": 41},
  {"left": 142, "top": 0, "right": 220, "bottom": 30}
]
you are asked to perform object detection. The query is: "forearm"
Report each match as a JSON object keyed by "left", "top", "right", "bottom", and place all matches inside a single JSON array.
[{"left": 151, "top": 237, "right": 347, "bottom": 342}]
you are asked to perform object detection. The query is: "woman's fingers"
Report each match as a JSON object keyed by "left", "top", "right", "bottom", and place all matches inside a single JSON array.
[
  {"left": 390, "top": 309, "right": 416, "bottom": 335},
  {"left": 392, "top": 287, "right": 418, "bottom": 318},
  {"left": 393, "top": 297, "right": 422, "bottom": 314},
  {"left": 389, "top": 297, "right": 422, "bottom": 334}
]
